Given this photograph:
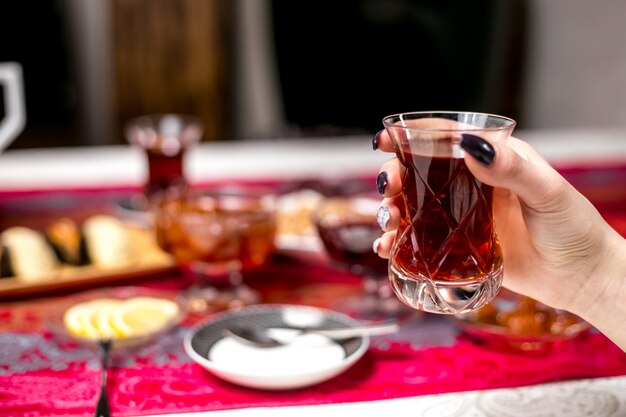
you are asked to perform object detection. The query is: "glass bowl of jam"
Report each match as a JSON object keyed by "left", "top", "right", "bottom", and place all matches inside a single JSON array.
[{"left": 455, "top": 289, "right": 591, "bottom": 352}]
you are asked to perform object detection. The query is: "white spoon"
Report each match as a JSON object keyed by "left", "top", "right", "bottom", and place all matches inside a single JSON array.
[{"left": 223, "top": 321, "right": 399, "bottom": 347}]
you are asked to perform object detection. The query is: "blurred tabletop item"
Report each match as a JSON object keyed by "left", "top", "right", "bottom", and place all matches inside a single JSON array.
[
  {"left": 124, "top": 113, "right": 204, "bottom": 199},
  {"left": 0, "top": 130, "right": 626, "bottom": 417},
  {"left": 0, "top": 62, "right": 25, "bottom": 153}
]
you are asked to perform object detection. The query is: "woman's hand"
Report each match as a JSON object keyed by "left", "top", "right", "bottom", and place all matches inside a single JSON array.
[{"left": 373, "top": 130, "right": 626, "bottom": 349}]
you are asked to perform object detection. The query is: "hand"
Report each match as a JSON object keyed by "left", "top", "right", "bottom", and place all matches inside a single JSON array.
[{"left": 373, "top": 130, "right": 626, "bottom": 349}]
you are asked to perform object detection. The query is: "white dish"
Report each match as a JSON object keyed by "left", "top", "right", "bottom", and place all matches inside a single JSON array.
[{"left": 183, "top": 304, "right": 369, "bottom": 390}]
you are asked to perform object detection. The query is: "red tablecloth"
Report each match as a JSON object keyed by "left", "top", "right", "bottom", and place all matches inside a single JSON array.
[
  {"left": 1, "top": 165, "right": 626, "bottom": 417},
  {"left": 1, "top": 260, "right": 626, "bottom": 417}
]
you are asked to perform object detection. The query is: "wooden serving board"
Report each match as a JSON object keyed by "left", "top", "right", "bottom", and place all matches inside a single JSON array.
[{"left": 0, "top": 226, "right": 176, "bottom": 300}]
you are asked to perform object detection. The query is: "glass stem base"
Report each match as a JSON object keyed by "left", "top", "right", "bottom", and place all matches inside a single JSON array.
[{"left": 182, "top": 265, "right": 259, "bottom": 314}]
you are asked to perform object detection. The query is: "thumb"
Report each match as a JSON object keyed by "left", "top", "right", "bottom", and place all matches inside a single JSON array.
[{"left": 460, "top": 134, "right": 569, "bottom": 211}]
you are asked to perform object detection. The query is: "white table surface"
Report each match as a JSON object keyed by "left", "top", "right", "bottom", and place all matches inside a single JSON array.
[
  {"left": 0, "top": 136, "right": 387, "bottom": 191},
  {"left": 1, "top": 128, "right": 626, "bottom": 192},
  {"left": 1, "top": 128, "right": 625, "bottom": 416}
]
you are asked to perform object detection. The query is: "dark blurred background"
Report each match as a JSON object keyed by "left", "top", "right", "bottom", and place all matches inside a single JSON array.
[
  {"left": 1, "top": 0, "right": 625, "bottom": 149},
  {"left": 270, "top": 0, "right": 524, "bottom": 135}
]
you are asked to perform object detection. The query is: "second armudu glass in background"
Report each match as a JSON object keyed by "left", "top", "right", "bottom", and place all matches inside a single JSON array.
[{"left": 382, "top": 111, "right": 516, "bottom": 314}]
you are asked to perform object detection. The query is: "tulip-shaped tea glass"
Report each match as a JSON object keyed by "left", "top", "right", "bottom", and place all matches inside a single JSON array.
[
  {"left": 313, "top": 193, "right": 415, "bottom": 321},
  {"left": 153, "top": 187, "right": 276, "bottom": 313},
  {"left": 382, "top": 111, "right": 516, "bottom": 314},
  {"left": 125, "top": 114, "right": 203, "bottom": 199}
]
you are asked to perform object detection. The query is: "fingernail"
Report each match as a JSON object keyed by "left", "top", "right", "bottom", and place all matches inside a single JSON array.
[
  {"left": 372, "top": 130, "right": 383, "bottom": 150},
  {"left": 377, "top": 206, "right": 390, "bottom": 229},
  {"left": 376, "top": 171, "right": 388, "bottom": 195},
  {"left": 372, "top": 237, "right": 382, "bottom": 254},
  {"left": 460, "top": 134, "right": 495, "bottom": 166}
]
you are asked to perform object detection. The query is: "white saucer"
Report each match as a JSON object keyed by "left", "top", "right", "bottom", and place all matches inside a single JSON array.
[{"left": 183, "top": 304, "right": 369, "bottom": 390}]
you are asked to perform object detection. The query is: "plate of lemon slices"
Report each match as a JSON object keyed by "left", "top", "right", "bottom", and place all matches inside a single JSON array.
[{"left": 45, "top": 286, "right": 187, "bottom": 349}]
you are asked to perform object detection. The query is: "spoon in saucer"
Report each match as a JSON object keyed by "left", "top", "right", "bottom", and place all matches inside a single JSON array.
[{"left": 223, "top": 321, "right": 399, "bottom": 347}]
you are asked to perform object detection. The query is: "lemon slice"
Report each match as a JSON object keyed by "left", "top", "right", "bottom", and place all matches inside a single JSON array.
[
  {"left": 63, "top": 298, "right": 120, "bottom": 340},
  {"left": 94, "top": 301, "right": 124, "bottom": 339},
  {"left": 110, "top": 296, "right": 180, "bottom": 338}
]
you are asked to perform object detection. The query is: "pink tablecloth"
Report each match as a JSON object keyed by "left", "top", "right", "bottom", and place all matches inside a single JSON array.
[
  {"left": 1, "top": 258, "right": 626, "bottom": 417},
  {"left": 1, "top": 165, "right": 626, "bottom": 417}
]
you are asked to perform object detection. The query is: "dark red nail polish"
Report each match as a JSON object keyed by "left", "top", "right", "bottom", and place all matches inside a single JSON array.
[
  {"left": 376, "top": 171, "right": 388, "bottom": 195},
  {"left": 372, "top": 130, "right": 383, "bottom": 150},
  {"left": 460, "top": 134, "right": 495, "bottom": 166}
]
